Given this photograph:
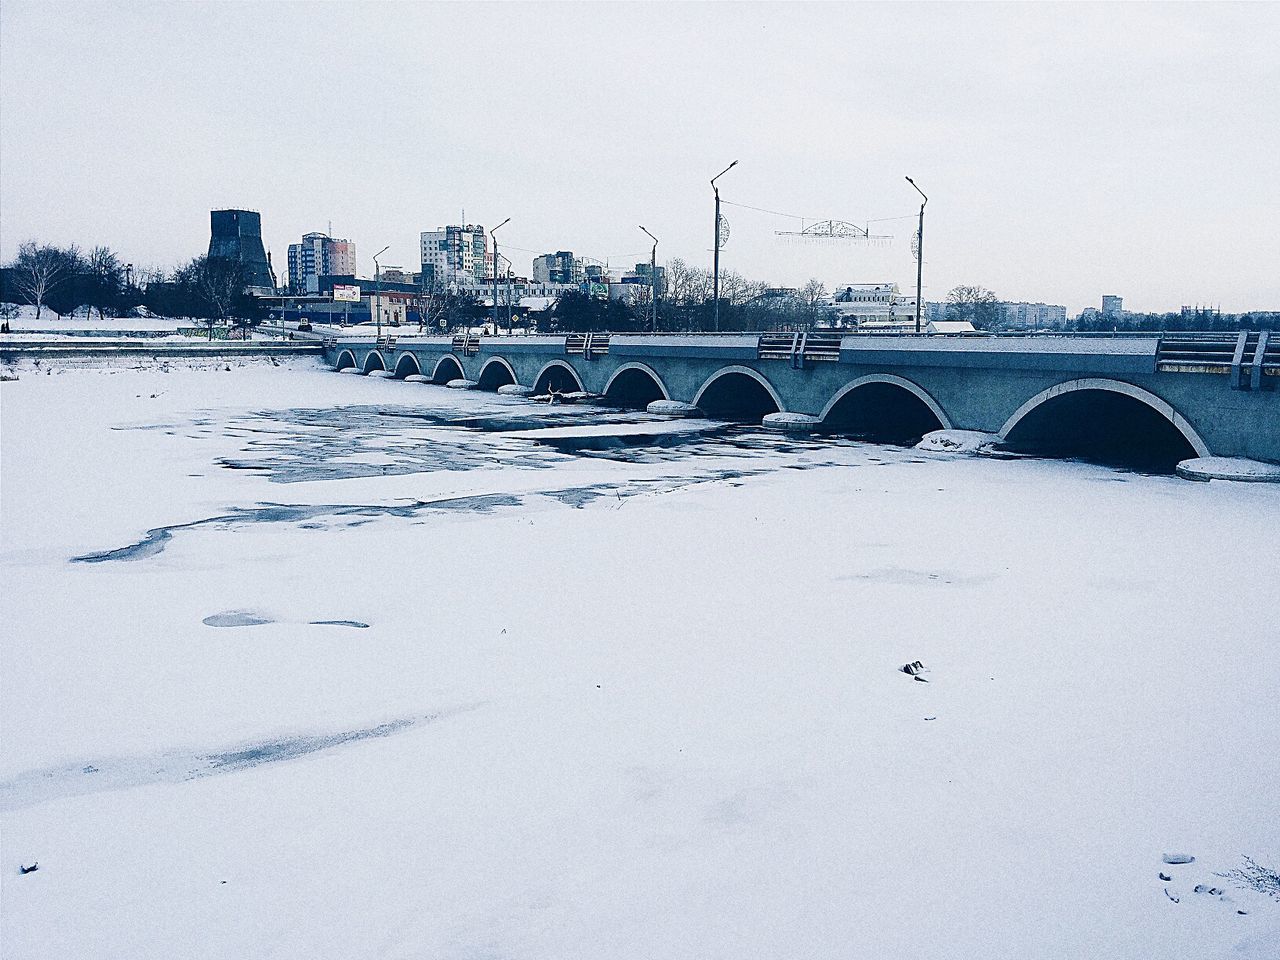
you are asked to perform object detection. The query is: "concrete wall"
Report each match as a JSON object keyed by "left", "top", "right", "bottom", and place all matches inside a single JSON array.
[{"left": 324, "top": 335, "right": 1280, "bottom": 462}]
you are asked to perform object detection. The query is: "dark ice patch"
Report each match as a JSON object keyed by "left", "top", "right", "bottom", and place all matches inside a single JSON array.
[{"left": 203, "top": 611, "right": 274, "bottom": 627}]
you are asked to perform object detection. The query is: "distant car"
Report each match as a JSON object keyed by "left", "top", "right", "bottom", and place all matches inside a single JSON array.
[{"left": 297, "top": 321, "right": 312, "bottom": 332}]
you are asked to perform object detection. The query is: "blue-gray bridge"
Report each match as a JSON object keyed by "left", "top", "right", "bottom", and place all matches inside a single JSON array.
[{"left": 322, "top": 330, "right": 1279, "bottom": 468}]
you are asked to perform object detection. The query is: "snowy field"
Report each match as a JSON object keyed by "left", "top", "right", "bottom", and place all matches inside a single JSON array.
[{"left": 2, "top": 358, "right": 1278, "bottom": 959}]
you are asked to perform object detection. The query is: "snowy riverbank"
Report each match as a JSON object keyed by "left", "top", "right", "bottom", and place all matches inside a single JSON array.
[{"left": 2, "top": 363, "right": 1277, "bottom": 959}]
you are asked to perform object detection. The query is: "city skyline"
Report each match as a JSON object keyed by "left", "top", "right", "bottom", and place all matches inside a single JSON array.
[{"left": 2, "top": 2, "right": 1278, "bottom": 314}]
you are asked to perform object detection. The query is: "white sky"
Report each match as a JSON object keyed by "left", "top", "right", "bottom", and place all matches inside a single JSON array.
[{"left": 2, "top": 1, "right": 1278, "bottom": 313}]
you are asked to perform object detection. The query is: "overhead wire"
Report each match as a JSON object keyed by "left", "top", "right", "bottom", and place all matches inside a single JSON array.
[{"left": 720, "top": 198, "right": 917, "bottom": 225}]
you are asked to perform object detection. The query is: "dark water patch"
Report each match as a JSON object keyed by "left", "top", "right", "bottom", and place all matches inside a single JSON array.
[
  {"left": 72, "top": 494, "right": 526, "bottom": 564},
  {"left": 203, "top": 611, "right": 274, "bottom": 627},
  {"left": 310, "top": 619, "right": 370, "bottom": 628},
  {"left": 836, "top": 568, "right": 999, "bottom": 587},
  {"left": 0, "top": 705, "right": 481, "bottom": 812},
  {"left": 541, "top": 485, "right": 624, "bottom": 508},
  {"left": 73, "top": 528, "right": 173, "bottom": 563},
  {"left": 205, "top": 718, "right": 415, "bottom": 772}
]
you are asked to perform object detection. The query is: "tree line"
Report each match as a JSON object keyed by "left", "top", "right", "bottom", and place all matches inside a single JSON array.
[{"left": 0, "top": 241, "right": 265, "bottom": 336}]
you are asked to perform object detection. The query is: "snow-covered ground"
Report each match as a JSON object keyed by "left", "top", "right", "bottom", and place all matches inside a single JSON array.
[{"left": 2, "top": 359, "right": 1278, "bottom": 959}]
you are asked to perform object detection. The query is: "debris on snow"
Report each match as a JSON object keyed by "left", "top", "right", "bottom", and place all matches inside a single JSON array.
[{"left": 1163, "top": 853, "right": 1196, "bottom": 865}]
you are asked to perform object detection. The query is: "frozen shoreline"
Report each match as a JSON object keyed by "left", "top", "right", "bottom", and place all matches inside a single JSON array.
[{"left": 2, "top": 365, "right": 1278, "bottom": 959}]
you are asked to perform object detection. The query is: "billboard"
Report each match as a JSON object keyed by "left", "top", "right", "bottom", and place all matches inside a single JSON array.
[{"left": 333, "top": 284, "right": 361, "bottom": 303}]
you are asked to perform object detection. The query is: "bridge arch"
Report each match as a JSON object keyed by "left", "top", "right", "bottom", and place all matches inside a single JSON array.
[
  {"left": 393, "top": 353, "right": 422, "bottom": 379},
  {"left": 602, "top": 362, "right": 670, "bottom": 407},
  {"left": 431, "top": 354, "right": 466, "bottom": 384},
  {"left": 334, "top": 349, "right": 357, "bottom": 371},
  {"left": 998, "top": 378, "right": 1209, "bottom": 470},
  {"left": 691, "top": 365, "right": 784, "bottom": 420},
  {"left": 532, "top": 360, "right": 586, "bottom": 394},
  {"left": 362, "top": 350, "right": 387, "bottom": 373},
  {"left": 477, "top": 357, "right": 518, "bottom": 391},
  {"left": 819, "top": 374, "right": 951, "bottom": 443}
]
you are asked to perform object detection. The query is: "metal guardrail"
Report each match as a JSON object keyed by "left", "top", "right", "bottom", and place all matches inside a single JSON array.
[
  {"left": 1156, "top": 330, "right": 1276, "bottom": 389},
  {"left": 450, "top": 333, "right": 481, "bottom": 356},
  {"left": 757, "top": 332, "right": 841, "bottom": 366},
  {"left": 566, "top": 333, "right": 609, "bottom": 357}
]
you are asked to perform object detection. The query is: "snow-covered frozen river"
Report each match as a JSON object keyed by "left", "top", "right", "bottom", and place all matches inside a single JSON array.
[{"left": 2, "top": 359, "right": 1277, "bottom": 959}]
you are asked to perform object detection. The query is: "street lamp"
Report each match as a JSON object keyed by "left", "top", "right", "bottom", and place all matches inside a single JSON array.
[
  {"left": 905, "top": 177, "right": 927, "bottom": 334},
  {"left": 373, "top": 244, "right": 390, "bottom": 340},
  {"left": 711, "top": 160, "right": 738, "bottom": 332},
  {"left": 491, "top": 217, "right": 510, "bottom": 335},
  {"left": 639, "top": 225, "right": 659, "bottom": 332}
]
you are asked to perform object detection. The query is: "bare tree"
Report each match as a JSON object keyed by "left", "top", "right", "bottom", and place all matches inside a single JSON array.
[
  {"left": 946, "top": 285, "right": 1000, "bottom": 328},
  {"left": 800, "top": 278, "right": 829, "bottom": 329},
  {"left": 12, "top": 242, "right": 77, "bottom": 320},
  {"left": 665, "top": 258, "right": 712, "bottom": 306},
  {"left": 85, "top": 246, "right": 125, "bottom": 321},
  {"left": 198, "top": 258, "right": 248, "bottom": 337}
]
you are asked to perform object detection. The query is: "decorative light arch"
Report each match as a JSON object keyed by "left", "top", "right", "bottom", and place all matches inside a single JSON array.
[
  {"left": 998, "top": 378, "right": 1210, "bottom": 457},
  {"left": 818, "top": 373, "right": 952, "bottom": 429},
  {"left": 690, "top": 365, "right": 786, "bottom": 412}
]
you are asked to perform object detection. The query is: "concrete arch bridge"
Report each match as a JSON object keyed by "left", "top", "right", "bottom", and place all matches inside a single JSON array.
[{"left": 323, "top": 330, "right": 1279, "bottom": 471}]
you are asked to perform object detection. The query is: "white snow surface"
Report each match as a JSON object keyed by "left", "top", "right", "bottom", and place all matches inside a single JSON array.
[{"left": 2, "top": 360, "right": 1279, "bottom": 959}]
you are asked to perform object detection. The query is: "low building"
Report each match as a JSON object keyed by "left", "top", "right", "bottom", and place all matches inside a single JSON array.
[
  {"left": 926, "top": 319, "right": 977, "bottom": 335},
  {"left": 832, "top": 283, "right": 919, "bottom": 330}
]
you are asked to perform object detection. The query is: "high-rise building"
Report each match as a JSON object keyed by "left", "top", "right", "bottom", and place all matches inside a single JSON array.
[
  {"left": 419, "top": 225, "right": 492, "bottom": 285},
  {"left": 287, "top": 232, "right": 357, "bottom": 294},
  {"left": 1102, "top": 295, "right": 1124, "bottom": 317},
  {"left": 208, "top": 209, "right": 275, "bottom": 293},
  {"left": 621, "top": 261, "right": 666, "bottom": 293},
  {"left": 532, "top": 251, "right": 582, "bottom": 284}
]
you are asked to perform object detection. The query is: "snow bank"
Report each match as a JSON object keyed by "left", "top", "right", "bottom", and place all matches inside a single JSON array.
[
  {"left": 1176, "top": 457, "right": 1280, "bottom": 483},
  {"left": 762, "top": 412, "right": 821, "bottom": 432},
  {"left": 915, "top": 428, "right": 1002, "bottom": 454}
]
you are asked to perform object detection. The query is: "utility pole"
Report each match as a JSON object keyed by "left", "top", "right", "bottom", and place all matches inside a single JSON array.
[
  {"left": 507, "top": 260, "right": 514, "bottom": 336},
  {"left": 906, "top": 177, "right": 927, "bottom": 334},
  {"left": 711, "top": 160, "right": 738, "bottom": 332},
  {"left": 373, "top": 245, "right": 389, "bottom": 341},
  {"left": 639, "top": 225, "right": 659, "bottom": 332},
  {"left": 491, "top": 217, "right": 510, "bottom": 336}
]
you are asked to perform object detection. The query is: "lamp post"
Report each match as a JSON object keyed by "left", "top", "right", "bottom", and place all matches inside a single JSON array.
[
  {"left": 491, "top": 217, "right": 510, "bottom": 336},
  {"left": 711, "top": 160, "right": 738, "bottom": 332},
  {"left": 373, "top": 244, "right": 390, "bottom": 340},
  {"left": 905, "top": 177, "right": 927, "bottom": 334},
  {"left": 639, "top": 225, "right": 659, "bottom": 332}
]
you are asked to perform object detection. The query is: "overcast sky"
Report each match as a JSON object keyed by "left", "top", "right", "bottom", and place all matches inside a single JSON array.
[{"left": 2, "top": 1, "right": 1278, "bottom": 313}]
